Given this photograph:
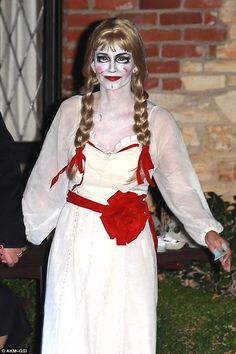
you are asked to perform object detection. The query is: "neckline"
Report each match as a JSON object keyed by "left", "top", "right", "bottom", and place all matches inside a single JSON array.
[
  {"left": 89, "top": 105, "right": 159, "bottom": 154},
  {"left": 87, "top": 138, "right": 140, "bottom": 155}
]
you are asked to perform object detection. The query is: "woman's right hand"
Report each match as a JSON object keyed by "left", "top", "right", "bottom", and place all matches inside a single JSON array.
[
  {"left": 0, "top": 246, "right": 26, "bottom": 267},
  {"left": 205, "top": 231, "right": 231, "bottom": 272}
]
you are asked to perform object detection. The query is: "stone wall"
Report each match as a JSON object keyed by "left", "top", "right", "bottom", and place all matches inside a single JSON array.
[{"left": 63, "top": 0, "right": 236, "bottom": 200}]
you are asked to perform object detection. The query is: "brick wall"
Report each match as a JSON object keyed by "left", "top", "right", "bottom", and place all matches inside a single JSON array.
[{"left": 63, "top": 0, "right": 236, "bottom": 200}]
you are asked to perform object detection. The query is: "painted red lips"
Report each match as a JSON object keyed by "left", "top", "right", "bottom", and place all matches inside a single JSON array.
[{"left": 105, "top": 76, "right": 122, "bottom": 81}]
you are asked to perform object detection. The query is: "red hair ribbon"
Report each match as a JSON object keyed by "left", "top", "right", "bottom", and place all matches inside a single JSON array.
[
  {"left": 50, "top": 146, "right": 86, "bottom": 188},
  {"left": 137, "top": 145, "right": 155, "bottom": 187}
]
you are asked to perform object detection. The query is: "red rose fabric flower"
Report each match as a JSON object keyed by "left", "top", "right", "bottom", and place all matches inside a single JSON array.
[{"left": 100, "top": 190, "right": 148, "bottom": 246}]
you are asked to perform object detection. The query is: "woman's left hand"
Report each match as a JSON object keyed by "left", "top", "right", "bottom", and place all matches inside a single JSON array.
[{"left": 205, "top": 231, "right": 231, "bottom": 272}]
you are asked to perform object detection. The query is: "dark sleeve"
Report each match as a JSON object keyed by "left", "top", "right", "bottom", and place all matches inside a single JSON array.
[{"left": 0, "top": 113, "right": 26, "bottom": 247}]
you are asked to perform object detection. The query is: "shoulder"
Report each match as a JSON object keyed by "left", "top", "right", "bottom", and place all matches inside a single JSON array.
[
  {"left": 59, "top": 95, "right": 82, "bottom": 116},
  {"left": 43, "top": 95, "right": 82, "bottom": 146},
  {"left": 54, "top": 95, "right": 82, "bottom": 131},
  {"left": 147, "top": 101, "right": 182, "bottom": 146},
  {"left": 147, "top": 101, "right": 178, "bottom": 130}
]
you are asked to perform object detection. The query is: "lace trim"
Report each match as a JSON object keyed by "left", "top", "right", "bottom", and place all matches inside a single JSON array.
[{"left": 90, "top": 131, "right": 138, "bottom": 154}]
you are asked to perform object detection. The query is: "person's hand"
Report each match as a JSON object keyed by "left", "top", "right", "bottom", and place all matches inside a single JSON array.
[
  {"left": 0, "top": 246, "right": 26, "bottom": 267},
  {"left": 205, "top": 231, "right": 231, "bottom": 272}
]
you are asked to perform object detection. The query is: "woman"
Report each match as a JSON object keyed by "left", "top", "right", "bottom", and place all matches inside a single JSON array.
[{"left": 23, "top": 18, "right": 231, "bottom": 354}]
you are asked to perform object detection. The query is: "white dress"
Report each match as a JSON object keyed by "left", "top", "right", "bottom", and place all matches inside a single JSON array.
[{"left": 22, "top": 95, "right": 222, "bottom": 354}]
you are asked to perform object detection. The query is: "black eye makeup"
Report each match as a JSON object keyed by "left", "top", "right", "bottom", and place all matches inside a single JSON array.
[
  {"left": 96, "top": 52, "right": 132, "bottom": 64},
  {"left": 96, "top": 53, "right": 110, "bottom": 63},
  {"left": 115, "top": 53, "right": 131, "bottom": 64}
]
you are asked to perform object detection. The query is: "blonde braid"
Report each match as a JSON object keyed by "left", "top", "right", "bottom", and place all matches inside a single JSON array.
[
  {"left": 126, "top": 74, "right": 150, "bottom": 184},
  {"left": 67, "top": 77, "right": 95, "bottom": 178},
  {"left": 132, "top": 74, "right": 150, "bottom": 146},
  {"left": 75, "top": 77, "right": 95, "bottom": 148}
]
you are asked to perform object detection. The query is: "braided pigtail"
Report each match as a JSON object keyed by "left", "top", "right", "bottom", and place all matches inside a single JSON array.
[
  {"left": 67, "top": 77, "right": 95, "bottom": 178},
  {"left": 126, "top": 74, "right": 150, "bottom": 184},
  {"left": 75, "top": 78, "right": 94, "bottom": 148},
  {"left": 132, "top": 73, "right": 150, "bottom": 146}
]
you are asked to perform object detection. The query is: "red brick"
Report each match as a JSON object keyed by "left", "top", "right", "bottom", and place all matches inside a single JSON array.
[
  {"left": 117, "top": 12, "right": 157, "bottom": 24},
  {"left": 64, "top": 29, "right": 83, "bottom": 42},
  {"left": 162, "top": 78, "right": 182, "bottom": 90},
  {"left": 162, "top": 44, "right": 205, "bottom": 57},
  {"left": 140, "top": 29, "right": 181, "bottom": 41},
  {"left": 204, "top": 12, "right": 217, "bottom": 25},
  {"left": 208, "top": 45, "right": 217, "bottom": 57},
  {"left": 63, "top": 62, "right": 74, "bottom": 75},
  {"left": 160, "top": 12, "right": 202, "bottom": 25},
  {"left": 184, "top": 28, "right": 227, "bottom": 41},
  {"left": 140, "top": 0, "right": 180, "bottom": 9},
  {"left": 147, "top": 60, "right": 179, "bottom": 73},
  {"left": 144, "top": 77, "right": 159, "bottom": 90},
  {"left": 145, "top": 44, "right": 159, "bottom": 57},
  {"left": 64, "top": 0, "right": 88, "bottom": 9},
  {"left": 94, "top": 0, "right": 136, "bottom": 10},
  {"left": 67, "top": 13, "right": 109, "bottom": 27},
  {"left": 63, "top": 77, "right": 74, "bottom": 91},
  {"left": 184, "top": 0, "right": 222, "bottom": 8},
  {"left": 64, "top": 46, "right": 77, "bottom": 60}
]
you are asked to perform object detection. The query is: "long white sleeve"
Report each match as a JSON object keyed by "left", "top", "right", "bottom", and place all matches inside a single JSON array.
[
  {"left": 149, "top": 106, "right": 223, "bottom": 246},
  {"left": 22, "top": 96, "right": 81, "bottom": 245}
]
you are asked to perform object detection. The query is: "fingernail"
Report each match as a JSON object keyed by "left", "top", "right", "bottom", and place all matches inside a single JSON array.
[{"left": 222, "top": 242, "right": 228, "bottom": 251}]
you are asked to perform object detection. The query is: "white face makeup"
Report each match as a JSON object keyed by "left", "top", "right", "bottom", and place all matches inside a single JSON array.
[{"left": 92, "top": 44, "right": 136, "bottom": 91}]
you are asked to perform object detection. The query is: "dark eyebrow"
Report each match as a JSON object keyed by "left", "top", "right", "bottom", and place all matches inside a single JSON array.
[
  {"left": 96, "top": 52, "right": 130, "bottom": 57},
  {"left": 96, "top": 52, "right": 109, "bottom": 56},
  {"left": 115, "top": 53, "right": 130, "bottom": 57}
]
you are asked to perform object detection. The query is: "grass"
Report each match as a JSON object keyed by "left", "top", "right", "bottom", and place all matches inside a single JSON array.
[{"left": 157, "top": 270, "right": 236, "bottom": 354}]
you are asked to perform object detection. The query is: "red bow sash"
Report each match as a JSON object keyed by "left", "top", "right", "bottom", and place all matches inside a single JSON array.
[{"left": 67, "top": 190, "right": 158, "bottom": 250}]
